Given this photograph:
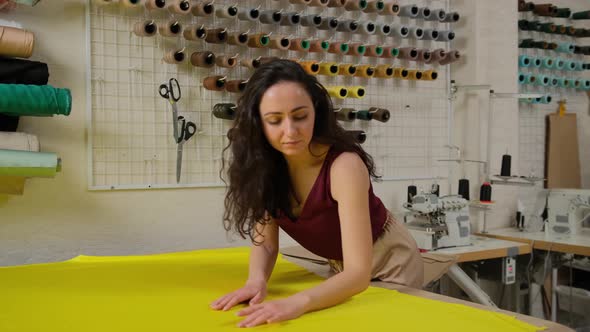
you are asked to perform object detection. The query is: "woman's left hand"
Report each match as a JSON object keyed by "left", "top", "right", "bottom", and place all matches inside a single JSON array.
[{"left": 236, "top": 294, "right": 309, "bottom": 328}]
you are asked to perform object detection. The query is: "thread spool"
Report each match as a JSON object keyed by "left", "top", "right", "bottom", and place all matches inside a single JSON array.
[
  {"left": 458, "top": 179, "right": 470, "bottom": 200},
  {"left": 380, "top": 1, "right": 399, "bottom": 15},
  {"left": 393, "top": 67, "right": 409, "bottom": 79},
  {"left": 318, "top": 17, "right": 339, "bottom": 30},
  {"left": 550, "top": 76, "right": 559, "bottom": 88},
  {"left": 355, "top": 65, "right": 375, "bottom": 78},
  {"left": 191, "top": 1, "right": 214, "bottom": 16},
  {"left": 259, "top": 10, "right": 282, "bottom": 24},
  {"left": 422, "top": 29, "right": 439, "bottom": 40},
  {"left": 407, "top": 185, "right": 417, "bottom": 203},
  {"left": 213, "top": 103, "right": 237, "bottom": 120},
  {"left": 133, "top": 21, "right": 158, "bottom": 37},
  {"left": 369, "top": 107, "right": 390, "bottom": 122},
  {"left": 309, "top": 0, "right": 329, "bottom": 6},
  {"left": 425, "top": 49, "right": 445, "bottom": 64},
  {"left": 347, "top": 43, "right": 366, "bottom": 56},
  {"left": 158, "top": 20, "right": 182, "bottom": 37},
  {"left": 344, "top": 0, "right": 368, "bottom": 11},
  {"left": 299, "top": 60, "right": 320, "bottom": 75},
  {"left": 338, "top": 64, "right": 357, "bottom": 76},
  {"left": 348, "top": 130, "right": 366, "bottom": 144},
  {"left": 289, "top": 0, "right": 312, "bottom": 3},
  {"left": 381, "top": 46, "right": 399, "bottom": 58},
  {"left": 541, "top": 57, "right": 554, "bottom": 69},
  {"left": 145, "top": 0, "right": 166, "bottom": 10},
  {"left": 398, "top": 47, "right": 418, "bottom": 60},
  {"left": 120, "top": 0, "right": 142, "bottom": 7},
  {"left": 215, "top": 54, "right": 239, "bottom": 68},
  {"left": 355, "top": 110, "right": 372, "bottom": 120},
  {"left": 269, "top": 36, "right": 291, "bottom": 50},
  {"left": 375, "top": 64, "right": 394, "bottom": 78},
  {"left": 525, "top": 73, "right": 536, "bottom": 85},
  {"left": 415, "top": 49, "right": 431, "bottom": 62},
  {"left": 364, "top": 45, "right": 383, "bottom": 57},
  {"left": 431, "top": 184, "right": 440, "bottom": 197},
  {"left": 554, "top": 58, "right": 565, "bottom": 70},
  {"left": 319, "top": 62, "right": 339, "bottom": 76},
  {"left": 327, "top": 0, "right": 346, "bottom": 7},
  {"left": 421, "top": 70, "right": 438, "bottom": 81},
  {"left": 500, "top": 154, "right": 511, "bottom": 176},
  {"left": 204, "top": 28, "right": 227, "bottom": 44},
  {"left": 349, "top": 86, "right": 366, "bottom": 98},
  {"left": 241, "top": 57, "right": 262, "bottom": 70},
  {"left": 533, "top": 4, "right": 557, "bottom": 17},
  {"left": 377, "top": 23, "right": 392, "bottom": 36},
  {"left": 328, "top": 41, "right": 349, "bottom": 54},
  {"left": 289, "top": 38, "right": 311, "bottom": 51},
  {"left": 439, "top": 50, "right": 460, "bottom": 65},
  {"left": 203, "top": 76, "right": 226, "bottom": 91},
  {"left": 479, "top": 182, "right": 492, "bottom": 203},
  {"left": 337, "top": 19, "right": 359, "bottom": 33},
  {"left": 183, "top": 24, "right": 207, "bottom": 41},
  {"left": 228, "top": 32, "right": 249, "bottom": 46},
  {"left": 0, "top": 26, "right": 34, "bottom": 59},
  {"left": 327, "top": 86, "right": 348, "bottom": 99},
  {"left": 259, "top": 56, "right": 279, "bottom": 66},
  {"left": 309, "top": 39, "right": 330, "bottom": 52},
  {"left": 247, "top": 33, "right": 270, "bottom": 48},
  {"left": 535, "top": 74, "right": 550, "bottom": 86},
  {"left": 225, "top": 80, "right": 248, "bottom": 93},
  {"left": 409, "top": 26, "right": 424, "bottom": 39},
  {"left": 363, "top": 0, "right": 384, "bottom": 13},
  {"left": 530, "top": 57, "right": 542, "bottom": 68},
  {"left": 393, "top": 25, "right": 410, "bottom": 38},
  {"left": 399, "top": 4, "right": 418, "bottom": 17},
  {"left": 163, "top": 49, "right": 186, "bottom": 64},
  {"left": 417, "top": 7, "right": 431, "bottom": 20},
  {"left": 216, "top": 5, "right": 238, "bottom": 18},
  {"left": 568, "top": 79, "right": 580, "bottom": 89},
  {"left": 572, "top": 10, "right": 590, "bottom": 19},
  {"left": 335, "top": 108, "right": 356, "bottom": 121},
  {"left": 237, "top": 7, "right": 259, "bottom": 21},
  {"left": 441, "top": 11, "right": 460, "bottom": 22},
  {"left": 436, "top": 30, "right": 455, "bottom": 42},
  {"left": 359, "top": 21, "right": 376, "bottom": 34},
  {"left": 301, "top": 14, "right": 323, "bottom": 27},
  {"left": 406, "top": 69, "right": 423, "bottom": 80},
  {"left": 168, "top": 0, "right": 191, "bottom": 14},
  {"left": 427, "top": 8, "right": 445, "bottom": 21},
  {"left": 556, "top": 77, "right": 568, "bottom": 88},
  {"left": 190, "top": 51, "right": 215, "bottom": 68},
  {"left": 518, "top": 55, "right": 531, "bottom": 67},
  {"left": 280, "top": 12, "right": 301, "bottom": 26}
]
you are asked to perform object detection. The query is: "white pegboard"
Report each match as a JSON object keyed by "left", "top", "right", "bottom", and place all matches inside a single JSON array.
[{"left": 86, "top": 0, "right": 455, "bottom": 190}]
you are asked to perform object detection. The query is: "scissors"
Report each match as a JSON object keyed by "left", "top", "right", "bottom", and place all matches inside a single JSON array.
[
  {"left": 175, "top": 115, "right": 196, "bottom": 183},
  {"left": 159, "top": 78, "right": 181, "bottom": 142}
]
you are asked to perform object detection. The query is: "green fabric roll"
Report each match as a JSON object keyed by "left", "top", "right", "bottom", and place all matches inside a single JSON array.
[
  {"left": 0, "top": 84, "right": 71, "bottom": 117},
  {"left": 0, "top": 149, "right": 61, "bottom": 177}
]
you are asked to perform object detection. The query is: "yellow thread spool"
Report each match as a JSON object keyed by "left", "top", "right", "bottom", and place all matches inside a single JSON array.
[
  {"left": 375, "top": 64, "right": 394, "bottom": 78},
  {"left": 299, "top": 60, "right": 320, "bottom": 75},
  {"left": 327, "top": 86, "right": 348, "bottom": 99},
  {"left": 319, "top": 62, "right": 339, "bottom": 76},
  {"left": 348, "top": 86, "right": 366, "bottom": 98},
  {"left": 393, "top": 67, "right": 408, "bottom": 79},
  {"left": 338, "top": 63, "right": 357, "bottom": 76},
  {"left": 421, "top": 70, "right": 438, "bottom": 81},
  {"left": 406, "top": 69, "right": 423, "bottom": 80},
  {"left": 354, "top": 65, "right": 375, "bottom": 78}
]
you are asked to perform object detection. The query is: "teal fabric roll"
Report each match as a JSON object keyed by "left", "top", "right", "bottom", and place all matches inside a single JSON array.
[
  {"left": 0, "top": 149, "right": 61, "bottom": 177},
  {"left": 0, "top": 84, "right": 71, "bottom": 117}
]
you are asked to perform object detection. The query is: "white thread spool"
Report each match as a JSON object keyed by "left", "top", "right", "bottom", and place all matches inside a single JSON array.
[
  {"left": 237, "top": 7, "right": 259, "bottom": 21},
  {"left": 167, "top": 0, "right": 191, "bottom": 14},
  {"left": 216, "top": 5, "right": 238, "bottom": 19},
  {"left": 435, "top": 30, "right": 455, "bottom": 42},
  {"left": 417, "top": 7, "right": 431, "bottom": 20},
  {"left": 409, "top": 26, "right": 423, "bottom": 39},
  {"left": 392, "top": 25, "right": 409, "bottom": 38},
  {"left": 191, "top": 1, "right": 214, "bottom": 16},
  {"left": 427, "top": 8, "right": 446, "bottom": 21},
  {"left": 163, "top": 48, "right": 186, "bottom": 64},
  {"left": 144, "top": 0, "right": 166, "bottom": 10},
  {"left": 158, "top": 20, "right": 182, "bottom": 37},
  {"left": 336, "top": 19, "right": 359, "bottom": 32},
  {"left": 133, "top": 20, "right": 157, "bottom": 36},
  {"left": 399, "top": 4, "right": 418, "bottom": 17},
  {"left": 301, "top": 14, "right": 322, "bottom": 27},
  {"left": 421, "top": 29, "right": 438, "bottom": 40},
  {"left": 359, "top": 21, "right": 376, "bottom": 34},
  {"left": 376, "top": 23, "right": 391, "bottom": 36},
  {"left": 120, "top": 0, "right": 143, "bottom": 8}
]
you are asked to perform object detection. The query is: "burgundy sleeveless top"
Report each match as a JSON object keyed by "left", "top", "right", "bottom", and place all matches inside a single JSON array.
[{"left": 275, "top": 147, "right": 388, "bottom": 260}]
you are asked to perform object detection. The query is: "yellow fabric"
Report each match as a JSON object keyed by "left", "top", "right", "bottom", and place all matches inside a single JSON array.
[{"left": 0, "top": 247, "right": 543, "bottom": 331}]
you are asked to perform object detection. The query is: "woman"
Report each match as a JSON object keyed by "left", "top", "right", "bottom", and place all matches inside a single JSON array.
[{"left": 211, "top": 59, "right": 423, "bottom": 328}]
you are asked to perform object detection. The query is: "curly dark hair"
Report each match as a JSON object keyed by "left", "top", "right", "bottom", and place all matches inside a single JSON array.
[{"left": 220, "top": 59, "right": 379, "bottom": 242}]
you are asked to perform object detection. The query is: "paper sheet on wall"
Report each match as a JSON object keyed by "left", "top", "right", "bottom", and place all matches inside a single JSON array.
[{"left": 0, "top": 247, "right": 543, "bottom": 332}]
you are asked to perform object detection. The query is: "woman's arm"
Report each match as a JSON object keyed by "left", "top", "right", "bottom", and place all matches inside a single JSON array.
[{"left": 247, "top": 218, "right": 280, "bottom": 284}]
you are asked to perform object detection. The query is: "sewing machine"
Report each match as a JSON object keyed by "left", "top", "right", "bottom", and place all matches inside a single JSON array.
[
  {"left": 403, "top": 193, "right": 472, "bottom": 251},
  {"left": 547, "top": 189, "right": 590, "bottom": 236}
]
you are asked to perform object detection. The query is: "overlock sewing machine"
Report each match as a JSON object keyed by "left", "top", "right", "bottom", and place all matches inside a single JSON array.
[{"left": 546, "top": 189, "right": 590, "bottom": 236}]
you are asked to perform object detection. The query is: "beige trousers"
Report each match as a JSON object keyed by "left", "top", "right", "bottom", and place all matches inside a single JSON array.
[{"left": 328, "top": 211, "right": 425, "bottom": 289}]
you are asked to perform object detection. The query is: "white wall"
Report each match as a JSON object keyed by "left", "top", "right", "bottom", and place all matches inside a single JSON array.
[{"left": 1, "top": 0, "right": 588, "bottom": 266}]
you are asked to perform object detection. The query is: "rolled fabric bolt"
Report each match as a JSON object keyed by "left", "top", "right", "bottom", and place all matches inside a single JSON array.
[
  {"left": 518, "top": 55, "right": 531, "bottom": 67},
  {"left": 406, "top": 69, "right": 423, "bottom": 80},
  {"left": 421, "top": 69, "right": 438, "bottom": 80},
  {"left": 289, "top": 0, "right": 312, "bottom": 4},
  {"left": 531, "top": 57, "right": 542, "bottom": 68},
  {"left": 203, "top": 76, "right": 226, "bottom": 91},
  {"left": 299, "top": 60, "right": 320, "bottom": 75},
  {"left": 427, "top": 8, "right": 445, "bottom": 21},
  {"left": 237, "top": 8, "right": 259, "bottom": 21},
  {"left": 309, "top": 40, "right": 330, "bottom": 52},
  {"left": 289, "top": 38, "right": 310, "bottom": 51},
  {"left": 364, "top": 45, "right": 383, "bottom": 57},
  {"left": 344, "top": 0, "right": 368, "bottom": 11},
  {"left": 318, "top": 17, "right": 339, "bottom": 30},
  {"left": 133, "top": 21, "right": 157, "bottom": 37},
  {"left": 216, "top": 5, "right": 238, "bottom": 18},
  {"left": 369, "top": 107, "right": 390, "bottom": 122},
  {"left": 280, "top": 12, "right": 301, "bottom": 26},
  {"left": 355, "top": 65, "right": 375, "bottom": 78},
  {"left": 393, "top": 25, "right": 410, "bottom": 38},
  {"left": 168, "top": 0, "right": 191, "bottom": 14},
  {"left": 422, "top": 29, "right": 439, "bottom": 40},
  {"left": 541, "top": 57, "right": 554, "bottom": 69},
  {"left": 319, "top": 62, "right": 339, "bottom": 76},
  {"left": 347, "top": 43, "right": 366, "bottom": 56},
  {"left": 363, "top": 0, "right": 384, "bottom": 13},
  {"left": 327, "top": 0, "right": 346, "bottom": 7},
  {"left": 190, "top": 51, "right": 215, "bottom": 68},
  {"left": 158, "top": 20, "right": 182, "bottom": 37},
  {"left": 399, "top": 4, "right": 418, "bottom": 18},
  {"left": 572, "top": 10, "right": 590, "bottom": 20},
  {"left": 359, "top": 21, "right": 376, "bottom": 34},
  {"left": 337, "top": 19, "right": 359, "bottom": 33},
  {"left": 212, "top": 103, "right": 237, "bottom": 120},
  {"left": 145, "top": 0, "right": 166, "bottom": 10},
  {"left": 417, "top": 7, "right": 431, "bottom": 20},
  {"left": 439, "top": 50, "right": 460, "bottom": 65},
  {"left": 393, "top": 67, "right": 409, "bottom": 79},
  {"left": 328, "top": 41, "right": 349, "bottom": 54},
  {"left": 309, "top": 0, "right": 329, "bottom": 6},
  {"left": 381, "top": 46, "right": 398, "bottom": 58},
  {"left": 215, "top": 54, "right": 238, "bottom": 68},
  {"left": 380, "top": 1, "right": 399, "bottom": 15},
  {"left": 225, "top": 80, "right": 248, "bottom": 93},
  {"left": 301, "top": 14, "right": 323, "bottom": 27},
  {"left": 228, "top": 32, "right": 249, "bottom": 46},
  {"left": 377, "top": 23, "right": 391, "bottom": 36},
  {"left": 440, "top": 11, "right": 459, "bottom": 22},
  {"left": 339, "top": 64, "right": 357, "bottom": 76},
  {"left": 183, "top": 25, "right": 206, "bottom": 41},
  {"left": 247, "top": 33, "right": 270, "bottom": 48},
  {"left": 269, "top": 36, "right": 291, "bottom": 50},
  {"left": 436, "top": 30, "right": 455, "bottom": 42},
  {"left": 163, "top": 49, "right": 186, "bottom": 64},
  {"left": 327, "top": 86, "right": 348, "bottom": 99},
  {"left": 398, "top": 47, "right": 418, "bottom": 60},
  {"left": 241, "top": 57, "right": 262, "bottom": 70},
  {"left": 409, "top": 26, "right": 423, "bottom": 39},
  {"left": 415, "top": 49, "right": 431, "bottom": 62},
  {"left": 259, "top": 10, "right": 282, "bottom": 24},
  {"left": 348, "top": 130, "right": 366, "bottom": 144},
  {"left": 425, "top": 48, "right": 445, "bottom": 64},
  {"left": 191, "top": 1, "right": 214, "bottom": 16},
  {"left": 204, "top": 28, "right": 227, "bottom": 44},
  {"left": 348, "top": 86, "right": 366, "bottom": 98},
  {"left": 375, "top": 64, "right": 394, "bottom": 78},
  {"left": 533, "top": 4, "right": 557, "bottom": 17},
  {"left": 335, "top": 108, "right": 356, "bottom": 122}
]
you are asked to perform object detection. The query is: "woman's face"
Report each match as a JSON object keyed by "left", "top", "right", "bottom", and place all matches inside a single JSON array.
[{"left": 259, "top": 81, "right": 316, "bottom": 157}]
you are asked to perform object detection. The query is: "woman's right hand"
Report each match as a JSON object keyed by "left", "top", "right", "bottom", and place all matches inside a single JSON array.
[{"left": 210, "top": 279, "right": 267, "bottom": 311}]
